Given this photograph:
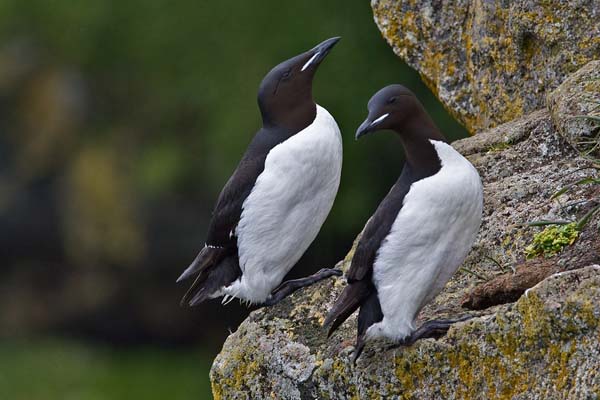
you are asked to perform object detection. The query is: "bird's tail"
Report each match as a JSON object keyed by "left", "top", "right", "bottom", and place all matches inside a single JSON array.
[
  {"left": 323, "top": 279, "right": 373, "bottom": 337},
  {"left": 179, "top": 255, "right": 241, "bottom": 307},
  {"left": 177, "top": 246, "right": 227, "bottom": 283},
  {"left": 353, "top": 291, "right": 383, "bottom": 363},
  {"left": 177, "top": 245, "right": 241, "bottom": 307}
]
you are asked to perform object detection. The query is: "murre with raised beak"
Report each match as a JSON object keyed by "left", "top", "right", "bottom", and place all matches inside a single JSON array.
[{"left": 178, "top": 37, "right": 344, "bottom": 307}]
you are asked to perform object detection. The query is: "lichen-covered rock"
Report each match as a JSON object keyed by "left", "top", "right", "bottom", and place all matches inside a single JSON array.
[
  {"left": 210, "top": 100, "right": 600, "bottom": 398},
  {"left": 212, "top": 266, "right": 600, "bottom": 399},
  {"left": 547, "top": 60, "right": 600, "bottom": 156},
  {"left": 371, "top": 0, "right": 600, "bottom": 133}
]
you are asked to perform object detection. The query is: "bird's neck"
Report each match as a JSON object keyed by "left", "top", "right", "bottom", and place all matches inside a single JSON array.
[
  {"left": 397, "top": 115, "right": 445, "bottom": 178},
  {"left": 261, "top": 102, "right": 317, "bottom": 133}
]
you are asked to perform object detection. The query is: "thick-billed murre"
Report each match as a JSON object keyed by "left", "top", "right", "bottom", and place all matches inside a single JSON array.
[
  {"left": 324, "top": 85, "right": 483, "bottom": 362},
  {"left": 177, "top": 37, "right": 343, "bottom": 307}
]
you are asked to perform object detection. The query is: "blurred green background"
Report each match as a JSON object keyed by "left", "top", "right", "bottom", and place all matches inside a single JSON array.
[{"left": 0, "top": 1, "right": 467, "bottom": 399}]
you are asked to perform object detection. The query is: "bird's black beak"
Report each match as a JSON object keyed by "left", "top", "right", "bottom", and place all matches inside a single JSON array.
[
  {"left": 300, "top": 37, "right": 341, "bottom": 72},
  {"left": 355, "top": 119, "right": 374, "bottom": 140},
  {"left": 355, "top": 113, "right": 389, "bottom": 140}
]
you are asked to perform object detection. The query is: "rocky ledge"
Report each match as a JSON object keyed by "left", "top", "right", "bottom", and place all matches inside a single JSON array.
[
  {"left": 210, "top": 1, "right": 600, "bottom": 398},
  {"left": 210, "top": 59, "right": 600, "bottom": 399},
  {"left": 211, "top": 266, "right": 599, "bottom": 399}
]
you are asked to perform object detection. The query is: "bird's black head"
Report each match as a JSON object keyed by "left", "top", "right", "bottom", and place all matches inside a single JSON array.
[
  {"left": 355, "top": 84, "right": 444, "bottom": 141},
  {"left": 257, "top": 37, "right": 340, "bottom": 129}
]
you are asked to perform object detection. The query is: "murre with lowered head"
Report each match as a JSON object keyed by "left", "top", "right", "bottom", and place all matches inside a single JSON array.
[
  {"left": 324, "top": 84, "right": 483, "bottom": 362},
  {"left": 178, "top": 37, "right": 343, "bottom": 307}
]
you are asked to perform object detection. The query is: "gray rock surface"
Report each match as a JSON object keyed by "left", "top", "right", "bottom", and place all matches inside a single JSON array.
[
  {"left": 211, "top": 265, "right": 600, "bottom": 399},
  {"left": 547, "top": 60, "right": 600, "bottom": 156}
]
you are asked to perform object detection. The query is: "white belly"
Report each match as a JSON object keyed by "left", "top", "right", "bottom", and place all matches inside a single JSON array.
[
  {"left": 226, "top": 105, "right": 343, "bottom": 303},
  {"left": 368, "top": 140, "right": 483, "bottom": 341}
]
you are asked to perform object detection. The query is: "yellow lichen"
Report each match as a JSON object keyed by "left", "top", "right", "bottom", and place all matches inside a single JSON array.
[{"left": 372, "top": 0, "right": 598, "bottom": 133}]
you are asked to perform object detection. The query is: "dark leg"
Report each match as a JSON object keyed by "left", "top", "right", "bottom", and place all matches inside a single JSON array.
[
  {"left": 390, "top": 315, "right": 474, "bottom": 348},
  {"left": 259, "top": 268, "right": 342, "bottom": 307}
]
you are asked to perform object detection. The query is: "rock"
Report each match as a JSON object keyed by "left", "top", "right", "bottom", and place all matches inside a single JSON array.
[
  {"left": 210, "top": 103, "right": 600, "bottom": 398},
  {"left": 371, "top": 0, "right": 600, "bottom": 133},
  {"left": 212, "top": 266, "right": 600, "bottom": 399},
  {"left": 547, "top": 60, "right": 600, "bottom": 156}
]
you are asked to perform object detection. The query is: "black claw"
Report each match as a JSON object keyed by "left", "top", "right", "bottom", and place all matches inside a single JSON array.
[
  {"left": 390, "top": 315, "right": 474, "bottom": 347},
  {"left": 258, "top": 268, "right": 342, "bottom": 308},
  {"left": 352, "top": 339, "right": 366, "bottom": 365}
]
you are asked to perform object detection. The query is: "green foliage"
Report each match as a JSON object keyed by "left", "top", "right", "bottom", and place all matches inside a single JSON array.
[
  {"left": 459, "top": 266, "right": 491, "bottom": 282},
  {"left": 551, "top": 175, "right": 600, "bottom": 199},
  {"left": 526, "top": 107, "right": 600, "bottom": 259},
  {"left": 0, "top": 339, "right": 212, "bottom": 400},
  {"left": 525, "top": 222, "right": 579, "bottom": 259},
  {"left": 460, "top": 255, "right": 515, "bottom": 282},
  {"left": 572, "top": 88, "right": 600, "bottom": 158},
  {"left": 548, "top": 166, "right": 600, "bottom": 232}
]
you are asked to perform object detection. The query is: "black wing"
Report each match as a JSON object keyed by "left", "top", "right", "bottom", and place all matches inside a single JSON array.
[
  {"left": 206, "top": 126, "right": 294, "bottom": 246},
  {"left": 177, "top": 129, "right": 287, "bottom": 295},
  {"left": 204, "top": 127, "right": 286, "bottom": 249},
  {"left": 324, "top": 166, "right": 416, "bottom": 343},
  {"left": 205, "top": 150, "right": 269, "bottom": 249},
  {"left": 347, "top": 167, "right": 415, "bottom": 281}
]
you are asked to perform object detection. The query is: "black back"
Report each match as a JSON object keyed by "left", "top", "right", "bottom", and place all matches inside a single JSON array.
[
  {"left": 205, "top": 126, "right": 295, "bottom": 250},
  {"left": 347, "top": 164, "right": 429, "bottom": 281},
  {"left": 179, "top": 38, "right": 341, "bottom": 305},
  {"left": 206, "top": 37, "right": 342, "bottom": 251}
]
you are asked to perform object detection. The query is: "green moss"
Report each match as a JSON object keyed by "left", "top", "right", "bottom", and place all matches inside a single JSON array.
[
  {"left": 211, "top": 341, "right": 264, "bottom": 399},
  {"left": 579, "top": 300, "right": 600, "bottom": 329},
  {"left": 524, "top": 223, "right": 579, "bottom": 259},
  {"left": 486, "top": 142, "right": 512, "bottom": 152},
  {"left": 548, "top": 341, "right": 576, "bottom": 391},
  {"left": 394, "top": 358, "right": 417, "bottom": 396},
  {"left": 518, "top": 292, "right": 553, "bottom": 345}
]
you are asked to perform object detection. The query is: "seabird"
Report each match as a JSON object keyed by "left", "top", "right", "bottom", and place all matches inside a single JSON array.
[
  {"left": 178, "top": 37, "right": 343, "bottom": 307},
  {"left": 324, "top": 85, "right": 483, "bottom": 362}
]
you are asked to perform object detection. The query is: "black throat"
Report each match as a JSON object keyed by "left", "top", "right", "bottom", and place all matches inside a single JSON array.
[
  {"left": 396, "top": 113, "right": 445, "bottom": 180},
  {"left": 261, "top": 101, "right": 317, "bottom": 134}
]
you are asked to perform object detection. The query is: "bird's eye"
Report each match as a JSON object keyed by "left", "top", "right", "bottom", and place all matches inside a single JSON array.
[
  {"left": 387, "top": 96, "right": 398, "bottom": 104},
  {"left": 282, "top": 70, "right": 292, "bottom": 80}
]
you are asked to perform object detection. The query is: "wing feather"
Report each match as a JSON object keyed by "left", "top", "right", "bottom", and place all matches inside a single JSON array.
[
  {"left": 178, "top": 128, "right": 288, "bottom": 304},
  {"left": 325, "top": 166, "right": 415, "bottom": 335}
]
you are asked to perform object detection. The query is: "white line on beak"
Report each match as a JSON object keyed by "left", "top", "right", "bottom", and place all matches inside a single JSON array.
[
  {"left": 301, "top": 52, "right": 320, "bottom": 72},
  {"left": 371, "top": 113, "right": 389, "bottom": 126}
]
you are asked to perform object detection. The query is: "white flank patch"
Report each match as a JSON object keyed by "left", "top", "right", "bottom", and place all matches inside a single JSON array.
[
  {"left": 366, "top": 140, "right": 483, "bottom": 342},
  {"left": 224, "top": 105, "right": 343, "bottom": 303},
  {"left": 301, "top": 52, "right": 320, "bottom": 72}
]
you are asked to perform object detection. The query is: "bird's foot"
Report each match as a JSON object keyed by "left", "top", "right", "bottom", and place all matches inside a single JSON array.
[
  {"left": 389, "top": 315, "right": 474, "bottom": 348},
  {"left": 259, "top": 268, "right": 343, "bottom": 308}
]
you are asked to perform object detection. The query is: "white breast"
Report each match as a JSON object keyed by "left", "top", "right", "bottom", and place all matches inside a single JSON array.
[
  {"left": 367, "top": 140, "right": 483, "bottom": 341},
  {"left": 225, "top": 105, "right": 343, "bottom": 303}
]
